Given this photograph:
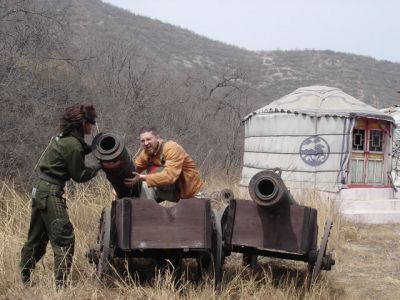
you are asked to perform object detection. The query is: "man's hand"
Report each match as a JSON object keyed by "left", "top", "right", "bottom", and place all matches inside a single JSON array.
[
  {"left": 102, "top": 160, "right": 121, "bottom": 169},
  {"left": 123, "top": 172, "right": 143, "bottom": 187},
  {"left": 111, "top": 188, "right": 118, "bottom": 200}
]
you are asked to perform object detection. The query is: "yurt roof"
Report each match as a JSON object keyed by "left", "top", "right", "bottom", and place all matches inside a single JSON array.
[
  {"left": 381, "top": 106, "right": 400, "bottom": 123},
  {"left": 244, "top": 86, "right": 395, "bottom": 123}
]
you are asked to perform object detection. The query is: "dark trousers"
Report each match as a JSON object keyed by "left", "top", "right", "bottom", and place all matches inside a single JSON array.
[{"left": 20, "top": 180, "right": 75, "bottom": 284}]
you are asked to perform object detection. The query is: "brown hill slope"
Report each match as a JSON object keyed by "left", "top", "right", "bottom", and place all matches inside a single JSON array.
[
  {"left": 1, "top": 0, "right": 399, "bottom": 183},
  {"left": 67, "top": 0, "right": 400, "bottom": 107}
]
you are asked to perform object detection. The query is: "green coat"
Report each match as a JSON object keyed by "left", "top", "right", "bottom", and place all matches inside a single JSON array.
[
  {"left": 39, "top": 133, "right": 101, "bottom": 183},
  {"left": 20, "top": 131, "right": 101, "bottom": 284}
]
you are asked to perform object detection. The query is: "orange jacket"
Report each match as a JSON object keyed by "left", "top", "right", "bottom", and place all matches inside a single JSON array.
[{"left": 135, "top": 140, "right": 203, "bottom": 199}]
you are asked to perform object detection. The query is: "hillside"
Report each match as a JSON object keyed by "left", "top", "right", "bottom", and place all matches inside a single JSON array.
[
  {"left": 1, "top": 0, "right": 400, "bottom": 183},
  {"left": 68, "top": 0, "right": 400, "bottom": 107}
]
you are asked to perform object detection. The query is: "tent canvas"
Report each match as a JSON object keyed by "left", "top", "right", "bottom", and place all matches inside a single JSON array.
[
  {"left": 381, "top": 106, "right": 400, "bottom": 186},
  {"left": 240, "top": 86, "right": 395, "bottom": 198}
]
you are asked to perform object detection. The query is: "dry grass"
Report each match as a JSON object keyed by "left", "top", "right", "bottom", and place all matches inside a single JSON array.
[{"left": 1, "top": 177, "right": 399, "bottom": 299}]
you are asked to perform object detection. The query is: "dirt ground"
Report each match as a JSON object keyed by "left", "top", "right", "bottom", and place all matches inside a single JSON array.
[{"left": 330, "top": 223, "right": 400, "bottom": 299}]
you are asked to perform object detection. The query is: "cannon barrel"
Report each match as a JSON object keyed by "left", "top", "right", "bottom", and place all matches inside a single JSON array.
[
  {"left": 92, "top": 131, "right": 141, "bottom": 198},
  {"left": 248, "top": 169, "right": 295, "bottom": 207}
]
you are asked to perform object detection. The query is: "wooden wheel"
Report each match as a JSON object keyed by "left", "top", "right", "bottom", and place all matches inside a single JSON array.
[
  {"left": 196, "top": 210, "right": 223, "bottom": 286},
  {"left": 97, "top": 208, "right": 112, "bottom": 279},
  {"left": 310, "top": 219, "right": 333, "bottom": 284},
  {"left": 212, "top": 210, "right": 223, "bottom": 285}
]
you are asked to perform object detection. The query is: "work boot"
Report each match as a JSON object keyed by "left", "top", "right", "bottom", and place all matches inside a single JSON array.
[
  {"left": 55, "top": 279, "right": 65, "bottom": 291},
  {"left": 21, "top": 269, "right": 31, "bottom": 285}
]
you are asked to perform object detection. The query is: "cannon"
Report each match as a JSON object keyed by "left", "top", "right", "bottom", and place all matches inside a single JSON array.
[
  {"left": 88, "top": 198, "right": 222, "bottom": 283},
  {"left": 87, "top": 131, "right": 222, "bottom": 283},
  {"left": 92, "top": 131, "right": 141, "bottom": 198},
  {"left": 219, "top": 168, "right": 335, "bottom": 283}
]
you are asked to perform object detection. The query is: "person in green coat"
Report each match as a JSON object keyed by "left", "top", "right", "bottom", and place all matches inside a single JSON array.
[{"left": 20, "top": 104, "right": 101, "bottom": 288}]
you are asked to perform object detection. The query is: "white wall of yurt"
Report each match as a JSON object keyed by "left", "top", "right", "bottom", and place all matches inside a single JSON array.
[
  {"left": 240, "top": 86, "right": 395, "bottom": 200},
  {"left": 381, "top": 106, "right": 400, "bottom": 186}
]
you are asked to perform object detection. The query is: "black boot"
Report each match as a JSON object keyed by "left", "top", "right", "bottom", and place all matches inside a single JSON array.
[
  {"left": 55, "top": 279, "right": 65, "bottom": 291},
  {"left": 21, "top": 269, "right": 31, "bottom": 285}
]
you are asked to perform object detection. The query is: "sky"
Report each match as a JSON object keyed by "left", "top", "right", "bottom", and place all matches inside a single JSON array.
[{"left": 103, "top": 0, "right": 400, "bottom": 63}]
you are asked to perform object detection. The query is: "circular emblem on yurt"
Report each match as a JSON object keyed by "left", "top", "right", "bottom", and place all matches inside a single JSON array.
[{"left": 299, "top": 136, "right": 330, "bottom": 166}]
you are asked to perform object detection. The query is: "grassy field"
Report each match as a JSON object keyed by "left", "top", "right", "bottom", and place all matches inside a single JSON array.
[{"left": 1, "top": 177, "right": 399, "bottom": 299}]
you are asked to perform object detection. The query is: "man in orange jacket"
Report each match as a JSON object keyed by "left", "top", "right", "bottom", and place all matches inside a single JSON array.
[{"left": 123, "top": 126, "right": 203, "bottom": 202}]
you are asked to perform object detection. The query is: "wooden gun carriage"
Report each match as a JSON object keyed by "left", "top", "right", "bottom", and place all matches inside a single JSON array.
[
  {"left": 219, "top": 169, "right": 335, "bottom": 283},
  {"left": 87, "top": 131, "right": 222, "bottom": 281},
  {"left": 88, "top": 197, "right": 222, "bottom": 281}
]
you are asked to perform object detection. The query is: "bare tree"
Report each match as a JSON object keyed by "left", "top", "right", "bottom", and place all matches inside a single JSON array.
[{"left": 0, "top": 0, "right": 72, "bottom": 183}]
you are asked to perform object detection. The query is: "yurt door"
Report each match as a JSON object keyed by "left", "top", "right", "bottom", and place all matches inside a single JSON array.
[{"left": 350, "top": 118, "right": 390, "bottom": 186}]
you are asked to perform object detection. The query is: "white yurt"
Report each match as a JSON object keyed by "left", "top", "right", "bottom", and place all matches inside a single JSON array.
[
  {"left": 381, "top": 105, "right": 400, "bottom": 186},
  {"left": 240, "top": 86, "right": 399, "bottom": 223}
]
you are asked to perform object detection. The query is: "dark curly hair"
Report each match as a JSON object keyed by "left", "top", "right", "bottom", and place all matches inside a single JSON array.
[{"left": 60, "top": 104, "right": 97, "bottom": 135}]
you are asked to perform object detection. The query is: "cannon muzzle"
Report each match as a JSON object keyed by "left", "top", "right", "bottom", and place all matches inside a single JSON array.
[
  {"left": 248, "top": 169, "right": 295, "bottom": 208},
  {"left": 92, "top": 131, "right": 141, "bottom": 198}
]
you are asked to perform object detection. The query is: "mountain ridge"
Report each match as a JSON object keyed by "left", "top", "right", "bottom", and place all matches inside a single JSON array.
[
  {"left": 1, "top": 0, "right": 399, "bottom": 182},
  {"left": 68, "top": 0, "right": 400, "bottom": 108}
]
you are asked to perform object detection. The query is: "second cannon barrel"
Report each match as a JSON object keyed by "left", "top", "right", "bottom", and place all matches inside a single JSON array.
[{"left": 248, "top": 169, "right": 296, "bottom": 208}]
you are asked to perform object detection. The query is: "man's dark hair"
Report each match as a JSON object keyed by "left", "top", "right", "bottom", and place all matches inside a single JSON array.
[
  {"left": 60, "top": 104, "right": 97, "bottom": 135},
  {"left": 139, "top": 126, "right": 159, "bottom": 136}
]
